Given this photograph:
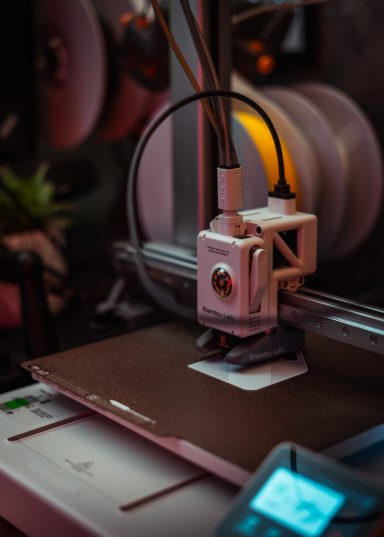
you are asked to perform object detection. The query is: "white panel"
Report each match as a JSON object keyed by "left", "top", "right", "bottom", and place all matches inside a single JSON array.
[{"left": 21, "top": 414, "right": 202, "bottom": 505}]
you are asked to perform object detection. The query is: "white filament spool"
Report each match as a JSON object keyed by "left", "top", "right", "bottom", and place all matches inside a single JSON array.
[
  {"left": 297, "top": 83, "right": 383, "bottom": 257},
  {"left": 37, "top": 0, "right": 107, "bottom": 149},
  {"left": 264, "top": 86, "right": 347, "bottom": 257}
]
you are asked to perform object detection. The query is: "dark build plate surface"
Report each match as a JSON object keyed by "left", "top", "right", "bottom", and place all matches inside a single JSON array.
[{"left": 22, "top": 322, "right": 384, "bottom": 477}]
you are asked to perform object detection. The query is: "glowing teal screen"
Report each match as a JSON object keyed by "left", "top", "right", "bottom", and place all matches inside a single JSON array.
[{"left": 250, "top": 467, "right": 345, "bottom": 537}]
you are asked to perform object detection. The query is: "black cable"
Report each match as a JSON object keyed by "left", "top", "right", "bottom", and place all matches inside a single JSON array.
[
  {"left": 180, "top": 0, "right": 238, "bottom": 168},
  {"left": 127, "top": 88, "right": 287, "bottom": 319}
]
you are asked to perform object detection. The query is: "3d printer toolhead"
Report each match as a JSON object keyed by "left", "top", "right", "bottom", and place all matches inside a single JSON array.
[{"left": 197, "top": 198, "right": 317, "bottom": 339}]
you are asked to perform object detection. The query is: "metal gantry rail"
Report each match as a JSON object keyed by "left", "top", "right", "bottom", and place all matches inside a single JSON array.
[
  {"left": 279, "top": 288, "right": 384, "bottom": 355},
  {"left": 116, "top": 242, "right": 384, "bottom": 355}
]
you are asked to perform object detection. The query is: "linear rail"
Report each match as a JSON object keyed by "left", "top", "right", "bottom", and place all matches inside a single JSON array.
[
  {"left": 279, "top": 288, "right": 384, "bottom": 355},
  {"left": 115, "top": 241, "right": 384, "bottom": 354}
]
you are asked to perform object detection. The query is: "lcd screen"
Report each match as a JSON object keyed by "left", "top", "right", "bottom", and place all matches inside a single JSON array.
[{"left": 250, "top": 467, "right": 345, "bottom": 537}]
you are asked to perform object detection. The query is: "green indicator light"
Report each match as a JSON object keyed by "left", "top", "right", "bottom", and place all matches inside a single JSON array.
[{"left": 4, "top": 398, "right": 30, "bottom": 410}]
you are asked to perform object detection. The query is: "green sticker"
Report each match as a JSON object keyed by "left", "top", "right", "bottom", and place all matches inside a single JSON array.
[{"left": 3, "top": 398, "right": 30, "bottom": 410}]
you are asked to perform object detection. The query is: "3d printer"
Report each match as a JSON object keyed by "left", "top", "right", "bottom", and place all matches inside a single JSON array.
[{"left": 0, "top": 2, "right": 383, "bottom": 536}]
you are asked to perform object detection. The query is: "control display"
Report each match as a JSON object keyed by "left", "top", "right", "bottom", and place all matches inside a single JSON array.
[
  {"left": 216, "top": 443, "right": 384, "bottom": 537},
  {"left": 250, "top": 468, "right": 345, "bottom": 537}
]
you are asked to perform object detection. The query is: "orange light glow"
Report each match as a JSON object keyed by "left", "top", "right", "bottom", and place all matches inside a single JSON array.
[
  {"left": 136, "top": 16, "right": 150, "bottom": 29},
  {"left": 120, "top": 12, "right": 135, "bottom": 27},
  {"left": 256, "top": 54, "right": 276, "bottom": 75},
  {"left": 248, "top": 39, "right": 265, "bottom": 54}
]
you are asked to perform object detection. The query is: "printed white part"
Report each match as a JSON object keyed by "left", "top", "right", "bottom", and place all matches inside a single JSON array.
[
  {"left": 249, "top": 249, "right": 268, "bottom": 314},
  {"left": 189, "top": 351, "right": 308, "bottom": 391},
  {"left": 272, "top": 232, "right": 303, "bottom": 269},
  {"left": 198, "top": 207, "right": 317, "bottom": 338}
]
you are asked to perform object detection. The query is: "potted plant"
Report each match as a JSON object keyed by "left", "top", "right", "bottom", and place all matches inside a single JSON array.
[{"left": 0, "top": 164, "right": 71, "bottom": 329}]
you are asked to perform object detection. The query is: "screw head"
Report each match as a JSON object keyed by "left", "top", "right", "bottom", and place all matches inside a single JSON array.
[{"left": 369, "top": 335, "right": 378, "bottom": 345}]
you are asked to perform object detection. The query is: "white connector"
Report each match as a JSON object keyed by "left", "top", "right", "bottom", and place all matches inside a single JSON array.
[
  {"left": 268, "top": 195, "right": 296, "bottom": 216},
  {"left": 216, "top": 167, "right": 247, "bottom": 237},
  {"left": 216, "top": 213, "right": 247, "bottom": 237},
  {"left": 217, "top": 167, "right": 243, "bottom": 211}
]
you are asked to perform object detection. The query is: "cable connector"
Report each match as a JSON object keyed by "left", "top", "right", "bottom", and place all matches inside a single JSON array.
[
  {"left": 216, "top": 212, "right": 246, "bottom": 237},
  {"left": 268, "top": 181, "right": 296, "bottom": 216},
  {"left": 217, "top": 166, "right": 243, "bottom": 212},
  {"left": 216, "top": 166, "right": 246, "bottom": 236},
  {"left": 268, "top": 181, "right": 296, "bottom": 200}
]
